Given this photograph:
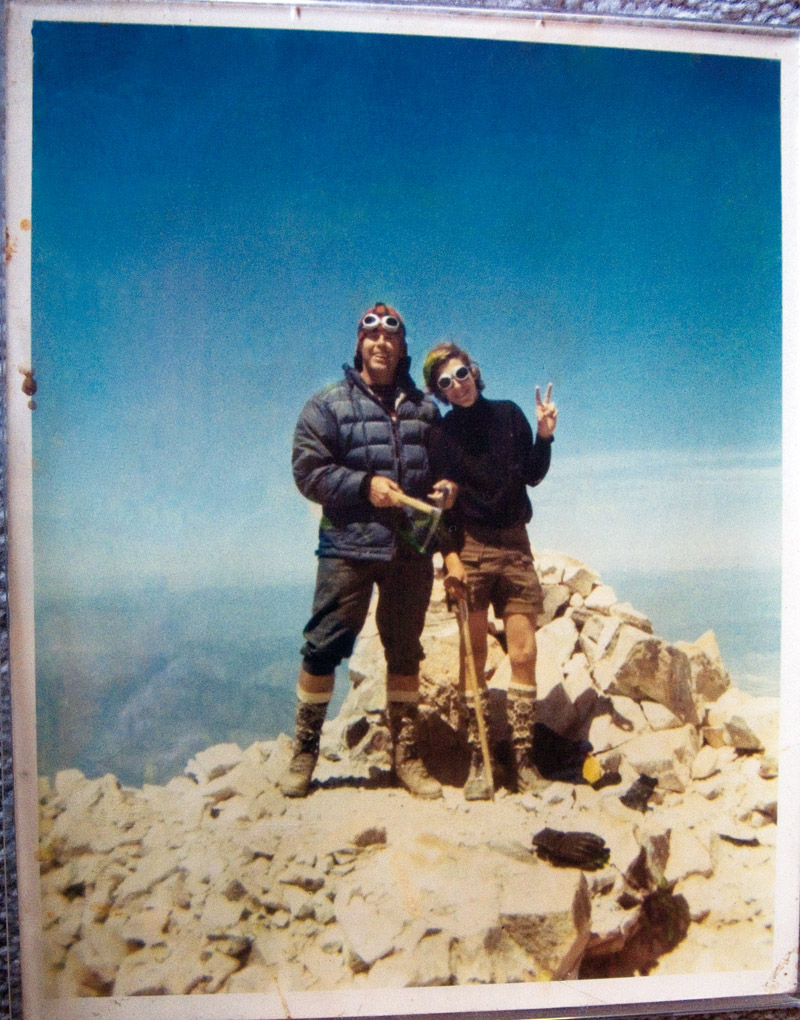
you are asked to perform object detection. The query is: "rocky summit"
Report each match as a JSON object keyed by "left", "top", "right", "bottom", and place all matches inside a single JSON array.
[{"left": 37, "top": 551, "right": 779, "bottom": 999}]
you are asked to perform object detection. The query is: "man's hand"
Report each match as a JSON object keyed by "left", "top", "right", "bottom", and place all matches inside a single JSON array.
[
  {"left": 535, "top": 383, "right": 558, "bottom": 439},
  {"left": 429, "top": 479, "right": 458, "bottom": 510},
  {"left": 443, "top": 553, "right": 467, "bottom": 606},
  {"left": 368, "top": 475, "right": 404, "bottom": 508}
]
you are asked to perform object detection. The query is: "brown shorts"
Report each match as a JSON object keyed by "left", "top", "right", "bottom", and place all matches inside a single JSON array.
[{"left": 460, "top": 523, "right": 544, "bottom": 618}]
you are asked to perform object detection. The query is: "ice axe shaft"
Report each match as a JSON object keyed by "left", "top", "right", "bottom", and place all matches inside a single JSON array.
[{"left": 455, "top": 594, "right": 495, "bottom": 800}]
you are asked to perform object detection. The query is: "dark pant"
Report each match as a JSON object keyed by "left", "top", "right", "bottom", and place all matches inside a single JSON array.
[{"left": 301, "top": 555, "right": 434, "bottom": 676}]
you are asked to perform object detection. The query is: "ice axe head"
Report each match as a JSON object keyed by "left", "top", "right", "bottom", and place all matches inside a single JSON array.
[{"left": 393, "top": 492, "right": 443, "bottom": 553}]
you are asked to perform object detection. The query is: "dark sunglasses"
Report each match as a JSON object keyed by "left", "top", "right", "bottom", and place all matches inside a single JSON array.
[{"left": 438, "top": 365, "right": 472, "bottom": 391}]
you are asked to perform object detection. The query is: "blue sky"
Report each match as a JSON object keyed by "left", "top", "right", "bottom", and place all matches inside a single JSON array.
[{"left": 31, "top": 22, "right": 782, "bottom": 595}]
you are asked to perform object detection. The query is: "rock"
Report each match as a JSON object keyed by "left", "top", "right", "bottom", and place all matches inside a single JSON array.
[
  {"left": 113, "top": 949, "right": 180, "bottom": 996},
  {"left": 199, "top": 892, "right": 247, "bottom": 932},
  {"left": 611, "top": 602, "right": 653, "bottom": 633},
  {"left": 54, "top": 769, "right": 87, "bottom": 798},
  {"left": 675, "top": 873, "right": 716, "bottom": 922},
  {"left": 262, "top": 734, "right": 294, "bottom": 784},
  {"left": 35, "top": 548, "right": 780, "bottom": 996},
  {"left": 640, "top": 700, "right": 682, "bottom": 731},
  {"left": 562, "top": 561, "right": 601, "bottom": 598},
  {"left": 278, "top": 867, "right": 325, "bottom": 893},
  {"left": 584, "top": 869, "right": 641, "bottom": 957},
  {"left": 676, "top": 630, "right": 730, "bottom": 706},
  {"left": 224, "top": 963, "right": 279, "bottom": 994},
  {"left": 664, "top": 830, "right": 714, "bottom": 884},
  {"left": 578, "top": 615, "right": 622, "bottom": 664},
  {"left": 450, "top": 932, "right": 494, "bottom": 984},
  {"left": 114, "top": 849, "right": 186, "bottom": 904},
  {"left": 534, "top": 550, "right": 568, "bottom": 583},
  {"left": 691, "top": 745, "right": 722, "bottom": 780},
  {"left": 498, "top": 868, "right": 591, "bottom": 979},
  {"left": 608, "top": 695, "right": 648, "bottom": 734},
  {"left": 534, "top": 617, "right": 581, "bottom": 731},
  {"left": 185, "top": 744, "right": 244, "bottom": 784},
  {"left": 625, "top": 830, "right": 670, "bottom": 891},
  {"left": 584, "top": 584, "right": 617, "bottom": 611},
  {"left": 335, "top": 882, "right": 404, "bottom": 968},
  {"left": 536, "top": 617, "right": 580, "bottom": 684},
  {"left": 705, "top": 689, "right": 779, "bottom": 755},
  {"left": 352, "top": 826, "right": 387, "bottom": 848},
  {"left": 621, "top": 725, "right": 701, "bottom": 793},
  {"left": 593, "top": 629, "right": 699, "bottom": 725},
  {"left": 537, "top": 583, "right": 571, "bottom": 626},
  {"left": 587, "top": 714, "right": 638, "bottom": 755},
  {"left": 367, "top": 929, "right": 454, "bottom": 988},
  {"left": 65, "top": 919, "right": 127, "bottom": 994}
]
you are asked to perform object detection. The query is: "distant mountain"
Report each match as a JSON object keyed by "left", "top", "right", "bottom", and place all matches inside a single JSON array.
[
  {"left": 34, "top": 564, "right": 780, "bottom": 787},
  {"left": 35, "top": 583, "right": 317, "bottom": 785}
]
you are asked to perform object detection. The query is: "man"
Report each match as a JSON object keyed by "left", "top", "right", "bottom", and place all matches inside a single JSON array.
[{"left": 281, "top": 303, "right": 456, "bottom": 799}]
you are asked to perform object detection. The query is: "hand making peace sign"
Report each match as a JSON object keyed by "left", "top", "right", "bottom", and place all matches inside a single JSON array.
[{"left": 535, "top": 383, "right": 558, "bottom": 439}]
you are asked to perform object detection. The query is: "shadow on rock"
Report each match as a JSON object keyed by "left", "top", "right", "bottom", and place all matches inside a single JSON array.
[
  {"left": 579, "top": 889, "right": 691, "bottom": 979},
  {"left": 313, "top": 771, "right": 397, "bottom": 793}
]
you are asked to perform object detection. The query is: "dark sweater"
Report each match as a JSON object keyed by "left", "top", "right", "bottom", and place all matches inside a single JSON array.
[{"left": 440, "top": 396, "right": 552, "bottom": 545}]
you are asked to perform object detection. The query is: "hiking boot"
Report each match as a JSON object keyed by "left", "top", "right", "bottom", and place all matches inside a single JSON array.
[
  {"left": 279, "top": 695, "right": 329, "bottom": 798},
  {"left": 387, "top": 700, "right": 443, "bottom": 800},
  {"left": 515, "top": 759, "right": 550, "bottom": 795},
  {"left": 395, "top": 756, "right": 444, "bottom": 799},
  {"left": 507, "top": 684, "right": 549, "bottom": 796},
  {"left": 280, "top": 751, "right": 317, "bottom": 798}
]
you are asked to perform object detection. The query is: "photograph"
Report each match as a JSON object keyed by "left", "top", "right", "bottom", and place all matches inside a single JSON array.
[{"left": 3, "top": 0, "right": 799, "bottom": 1017}]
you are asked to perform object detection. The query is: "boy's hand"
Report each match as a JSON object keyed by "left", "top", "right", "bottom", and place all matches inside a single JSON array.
[{"left": 536, "top": 383, "right": 558, "bottom": 439}]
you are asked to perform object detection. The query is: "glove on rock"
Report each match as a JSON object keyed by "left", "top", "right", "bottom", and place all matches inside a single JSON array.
[
  {"left": 620, "top": 774, "right": 658, "bottom": 813},
  {"left": 532, "top": 827, "right": 610, "bottom": 870}
]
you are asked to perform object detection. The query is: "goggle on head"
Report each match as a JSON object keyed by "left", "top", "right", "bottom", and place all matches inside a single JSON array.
[{"left": 358, "top": 304, "right": 405, "bottom": 338}]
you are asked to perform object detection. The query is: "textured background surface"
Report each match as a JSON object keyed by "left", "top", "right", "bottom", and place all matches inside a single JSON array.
[
  {"left": 1, "top": 0, "right": 798, "bottom": 1017},
  {"left": 346, "top": 0, "right": 800, "bottom": 24}
]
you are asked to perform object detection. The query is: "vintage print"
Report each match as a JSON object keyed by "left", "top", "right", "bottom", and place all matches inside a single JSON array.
[{"left": 4, "top": 2, "right": 799, "bottom": 1018}]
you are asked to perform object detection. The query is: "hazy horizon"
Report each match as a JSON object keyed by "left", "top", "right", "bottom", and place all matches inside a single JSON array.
[{"left": 35, "top": 563, "right": 780, "bottom": 786}]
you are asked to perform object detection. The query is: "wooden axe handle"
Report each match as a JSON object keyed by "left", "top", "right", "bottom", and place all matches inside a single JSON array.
[
  {"left": 394, "top": 492, "right": 440, "bottom": 515},
  {"left": 456, "top": 596, "right": 495, "bottom": 800}
]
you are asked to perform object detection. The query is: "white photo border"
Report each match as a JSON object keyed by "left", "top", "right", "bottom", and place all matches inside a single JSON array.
[{"left": 4, "top": 2, "right": 800, "bottom": 1018}]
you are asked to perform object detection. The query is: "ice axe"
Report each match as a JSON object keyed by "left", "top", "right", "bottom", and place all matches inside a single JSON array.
[
  {"left": 453, "top": 591, "right": 495, "bottom": 800},
  {"left": 393, "top": 492, "right": 443, "bottom": 553}
]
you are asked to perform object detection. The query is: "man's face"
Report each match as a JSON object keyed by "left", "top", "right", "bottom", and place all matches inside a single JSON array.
[{"left": 359, "top": 328, "right": 404, "bottom": 386}]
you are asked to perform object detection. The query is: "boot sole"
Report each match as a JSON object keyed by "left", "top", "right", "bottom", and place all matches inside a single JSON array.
[
  {"left": 280, "top": 783, "right": 311, "bottom": 798},
  {"left": 394, "top": 774, "right": 443, "bottom": 799}
]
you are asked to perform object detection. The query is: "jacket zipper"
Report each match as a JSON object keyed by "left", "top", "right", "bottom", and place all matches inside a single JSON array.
[{"left": 349, "top": 370, "right": 406, "bottom": 555}]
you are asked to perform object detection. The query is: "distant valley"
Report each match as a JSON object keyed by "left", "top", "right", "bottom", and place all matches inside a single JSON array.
[{"left": 34, "top": 566, "right": 780, "bottom": 787}]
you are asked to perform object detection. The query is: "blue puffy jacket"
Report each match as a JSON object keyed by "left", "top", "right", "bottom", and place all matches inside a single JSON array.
[{"left": 292, "top": 365, "right": 442, "bottom": 560}]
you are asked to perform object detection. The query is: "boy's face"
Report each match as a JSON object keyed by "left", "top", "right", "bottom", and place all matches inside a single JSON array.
[{"left": 436, "top": 357, "right": 478, "bottom": 408}]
